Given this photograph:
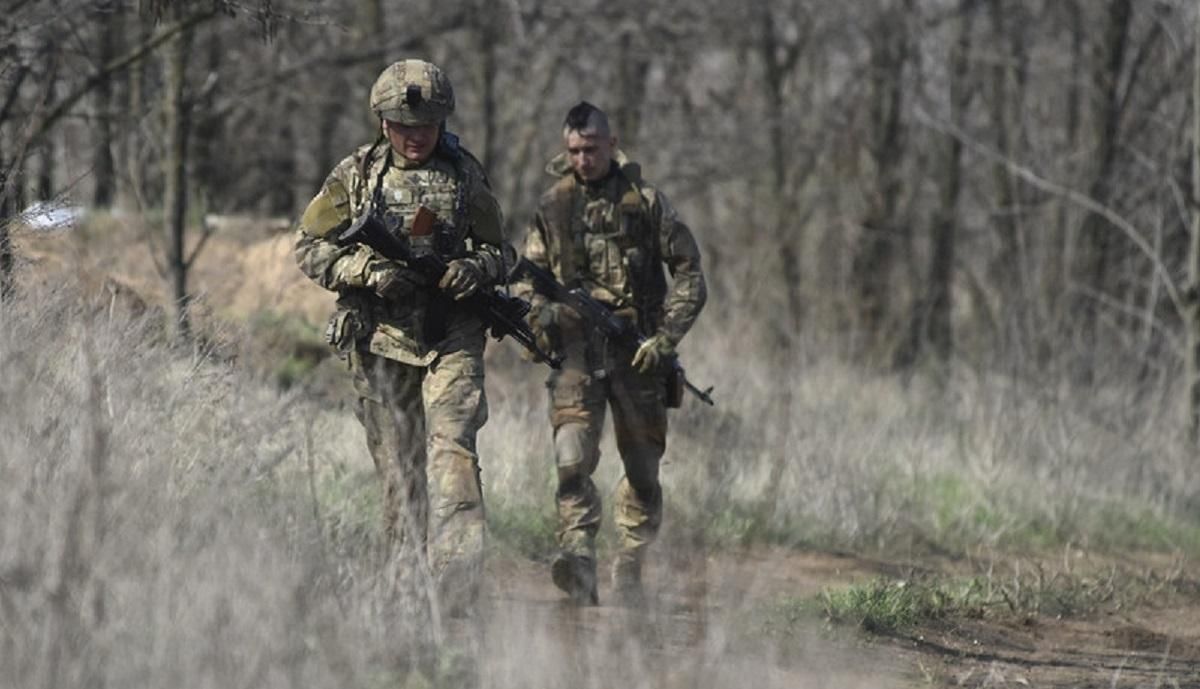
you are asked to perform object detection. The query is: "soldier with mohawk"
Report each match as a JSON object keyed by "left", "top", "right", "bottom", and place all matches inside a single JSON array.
[{"left": 516, "top": 102, "right": 708, "bottom": 605}]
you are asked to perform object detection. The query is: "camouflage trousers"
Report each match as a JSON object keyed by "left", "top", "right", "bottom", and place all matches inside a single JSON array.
[
  {"left": 350, "top": 348, "right": 488, "bottom": 617},
  {"left": 547, "top": 334, "right": 667, "bottom": 564}
]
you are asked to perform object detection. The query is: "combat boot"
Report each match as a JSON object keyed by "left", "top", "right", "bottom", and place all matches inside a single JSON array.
[
  {"left": 610, "top": 551, "right": 644, "bottom": 607},
  {"left": 550, "top": 551, "right": 598, "bottom": 606}
]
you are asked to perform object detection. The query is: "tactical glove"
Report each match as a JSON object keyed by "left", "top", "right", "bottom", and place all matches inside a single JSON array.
[
  {"left": 438, "top": 259, "right": 482, "bottom": 300},
  {"left": 521, "top": 302, "right": 579, "bottom": 361},
  {"left": 631, "top": 333, "right": 675, "bottom": 373},
  {"left": 523, "top": 302, "right": 555, "bottom": 361},
  {"left": 366, "top": 261, "right": 422, "bottom": 300}
]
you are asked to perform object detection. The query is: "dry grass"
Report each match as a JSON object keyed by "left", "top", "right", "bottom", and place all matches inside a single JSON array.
[
  {"left": 0, "top": 279, "right": 894, "bottom": 688},
  {"left": 3, "top": 213, "right": 1199, "bottom": 687}
]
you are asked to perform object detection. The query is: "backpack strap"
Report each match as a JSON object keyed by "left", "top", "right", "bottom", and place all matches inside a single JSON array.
[{"left": 545, "top": 174, "right": 583, "bottom": 287}]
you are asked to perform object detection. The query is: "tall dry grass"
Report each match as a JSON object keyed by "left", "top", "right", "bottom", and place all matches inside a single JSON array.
[
  {"left": 3, "top": 241, "right": 1198, "bottom": 686},
  {"left": 482, "top": 284, "right": 1200, "bottom": 558},
  {"left": 0, "top": 282, "right": 389, "bottom": 688},
  {"left": 0, "top": 279, "right": 903, "bottom": 688}
]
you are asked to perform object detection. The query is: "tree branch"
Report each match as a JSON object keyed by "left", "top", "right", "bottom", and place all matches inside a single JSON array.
[
  {"left": 25, "top": 5, "right": 221, "bottom": 150},
  {"left": 0, "top": 63, "right": 29, "bottom": 124},
  {"left": 913, "top": 104, "right": 1186, "bottom": 322},
  {"left": 184, "top": 226, "right": 214, "bottom": 270}
]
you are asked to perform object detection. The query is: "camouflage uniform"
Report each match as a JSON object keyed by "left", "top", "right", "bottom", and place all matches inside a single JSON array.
[
  {"left": 518, "top": 149, "right": 706, "bottom": 597},
  {"left": 294, "top": 60, "right": 509, "bottom": 615}
]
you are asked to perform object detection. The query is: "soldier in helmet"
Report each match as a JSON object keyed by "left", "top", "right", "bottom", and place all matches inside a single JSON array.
[
  {"left": 516, "top": 102, "right": 707, "bottom": 605},
  {"left": 294, "top": 59, "right": 511, "bottom": 618}
]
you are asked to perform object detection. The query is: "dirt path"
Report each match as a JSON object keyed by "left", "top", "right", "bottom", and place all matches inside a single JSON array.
[
  {"left": 887, "top": 611, "right": 1200, "bottom": 688},
  {"left": 476, "top": 548, "right": 1200, "bottom": 689}
]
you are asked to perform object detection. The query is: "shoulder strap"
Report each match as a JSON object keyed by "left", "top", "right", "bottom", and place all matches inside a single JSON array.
[
  {"left": 545, "top": 175, "right": 581, "bottom": 286},
  {"left": 437, "top": 131, "right": 474, "bottom": 247},
  {"left": 355, "top": 137, "right": 387, "bottom": 211}
]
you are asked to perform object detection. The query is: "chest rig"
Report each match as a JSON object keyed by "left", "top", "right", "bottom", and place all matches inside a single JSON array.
[
  {"left": 356, "top": 136, "right": 471, "bottom": 261},
  {"left": 544, "top": 167, "right": 667, "bottom": 336},
  {"left": 353, "top": 136, "right": 475, "bottom": 344}
]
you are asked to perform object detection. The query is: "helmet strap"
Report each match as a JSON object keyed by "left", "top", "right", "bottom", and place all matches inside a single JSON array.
[{"left": 369, "top": 145, "right": 393, "bottom": 217}]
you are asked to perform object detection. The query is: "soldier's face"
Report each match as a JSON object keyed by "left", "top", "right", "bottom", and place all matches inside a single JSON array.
[
  {"left": 565, "top": 131, "right": 615, "bottom": 182},
  {"left": 384, "top": 120, "right": 439, "bottom": 163}
]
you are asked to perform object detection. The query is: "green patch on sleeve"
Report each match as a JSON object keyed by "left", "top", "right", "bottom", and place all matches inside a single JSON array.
[{"left": 299, "top": 179, "right": 351, "bottom": 238}]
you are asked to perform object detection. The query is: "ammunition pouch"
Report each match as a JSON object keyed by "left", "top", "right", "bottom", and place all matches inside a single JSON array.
[
  {"left": 324, "top": 292, "right": 374, "bottom": 357},
  {"left": 664, "top": 364, "right": 684, "bottom": 409}
]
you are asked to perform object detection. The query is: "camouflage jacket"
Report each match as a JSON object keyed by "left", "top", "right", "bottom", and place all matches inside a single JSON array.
[
  {"left": 294, "top": 135, "right": 510, "bottom": 366},
  {"left": 518, "top": 150, "right": 706, "bottom": 345}
]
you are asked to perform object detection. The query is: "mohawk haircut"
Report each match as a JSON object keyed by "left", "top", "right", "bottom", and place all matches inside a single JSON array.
[{"left": 562, "top": 101, "right": 611, "bottom": 138}]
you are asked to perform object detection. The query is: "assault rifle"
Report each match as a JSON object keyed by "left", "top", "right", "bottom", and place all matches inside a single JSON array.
[
  {"left": 513, "top": 257, "right": 714, "bottom": 406},
  {"left": 338, "top": 206, "right": 562, "bottom": 369}
]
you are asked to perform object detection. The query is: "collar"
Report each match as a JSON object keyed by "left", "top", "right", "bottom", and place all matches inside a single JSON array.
[{"left": 545, "top": 148, "right": 640, "bottom": 182}]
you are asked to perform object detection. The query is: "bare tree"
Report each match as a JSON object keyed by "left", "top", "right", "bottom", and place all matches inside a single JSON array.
[
  {"left": 1072, "top": 0, "right": 1133, "bottom": 383},
  {"left": 983, "top": 0, "right": 1034, "bottom": 359},
  {"left": 91, "top": 0, "right": 121, "bottom": 208},
  {"left": 898, "top": 0, "right": 975, "bottom": 371},
  {"left": 756, "top": 0, "right": 811, "bottom": 346},
  {"left": 1188, "top": 6, "right": 1200, "bottom": 443},
  {"left": 851, "top": 0, "right": 914, "bottom": 363},
  {"left": 161, "top": 1, "right": 197, "bottom": 340}
]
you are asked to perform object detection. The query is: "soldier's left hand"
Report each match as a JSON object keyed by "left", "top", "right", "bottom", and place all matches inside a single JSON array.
[
  {"left": 439, "top": 259, "right": 482, "bottom": 300},
  {"left": 631, "top": 333, "right": 675, "bottom": 373}
]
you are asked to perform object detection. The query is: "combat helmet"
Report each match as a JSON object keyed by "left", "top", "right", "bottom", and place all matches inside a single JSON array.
[{"left": 369, "top": 59, "right": 455, "bottom": 126}]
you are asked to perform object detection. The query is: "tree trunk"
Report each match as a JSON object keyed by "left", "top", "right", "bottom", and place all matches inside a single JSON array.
[
  {"left": 853, "top": 1, "right": 910, "bottom": 362},
  {"left": 926, "top": 1, "right": 972, "bottom": 365},
  {"left": 91, "top": 0, "right": 120, "bottom": 208},
  {"left": 269, "top": 119, "right": 297, "bottom": 216},
  {"left": 358, "top": 0, "right": 385, "bottom": 36},
  {"left": 1073, "top": 0, "right": 1131, "bottom": 383},
  {"left": 758, "top": 0, "right": 804, "bottom": 346},
  {"left": 121, "top": 11, "right": 152, "bottom": 209},
  {"left": 162, "top": 6, "right": 194, "bottom": 341},
  {"left": 0, "top": 135, "right": 11, "bottom": 299},
  {"left": 1187, "top": 6, "right": 1200, "bottom": 443},
  {"left": 756, "top": 0, "right": 806, "bottom": 524},
  {"left": 315, "top": 98, "right": 343, "bottom": 191},
  {"left": 8, "top": 132, "right": 27, "bottom": 219},
  {"left": 1039, "top": 0, "right": 1085, "bottom": 370},
  {"left": 613, "top": 27, "right": 649, "bottom": 150},
  {"left": 36, "top": 140, "right": 54, "bottom": 201},
  {"left": 896, "top": 0, "right": 971, "bottom": 372},
  {"left": 34, "top": 31, "right": 59, "bottom": 203},
  {"left": 0, "top": 226, "right": 10, "bottom": 300},
  {"left": 477, "top": 0, "right": 499, "bottom": 173},
  {"left": 986, "top": 0, "right": 1022, "bottom": 341},
  {"left": 193, "top": 27, "right": 222, "bottom": 212}
]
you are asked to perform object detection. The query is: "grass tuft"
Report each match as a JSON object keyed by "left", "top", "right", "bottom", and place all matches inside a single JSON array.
[{"left": 820, "top": 578, "right": 966, "bottom": 633}]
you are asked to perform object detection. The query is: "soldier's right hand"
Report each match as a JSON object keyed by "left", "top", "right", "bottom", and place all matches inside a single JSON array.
[
  {"left": 366, "top": 262, "right": 422, "bottom": 300},
  {"left": 438, "top": 259, "right": 483, "bottom": 300}
]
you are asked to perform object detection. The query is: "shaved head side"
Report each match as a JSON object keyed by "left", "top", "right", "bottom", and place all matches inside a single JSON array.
[{"left": 563, "top": 101, "right": 612, "bottom": 140}]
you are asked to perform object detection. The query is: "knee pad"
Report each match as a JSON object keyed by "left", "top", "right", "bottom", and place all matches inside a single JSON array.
[{"left": 556, "top": 465, "right": 589, "bottom": 496}]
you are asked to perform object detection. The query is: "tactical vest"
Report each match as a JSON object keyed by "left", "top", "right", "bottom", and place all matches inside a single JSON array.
[
  {"left": 543, "top": 166, "right": 668, "bottom": 334},
  {"left": 345, "top": 138, "right": 479, "bottom": 356},
  {"left": 355, "top": 139, "right": 471, "bottom": 260}
]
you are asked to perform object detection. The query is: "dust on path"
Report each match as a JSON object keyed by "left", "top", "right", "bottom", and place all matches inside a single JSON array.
[
  {"left": 477, "top": 548, "right": 1200, "bottom": 689},
  {"left": 477, "top": 548, "right": 908, "bottom": 688}
]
